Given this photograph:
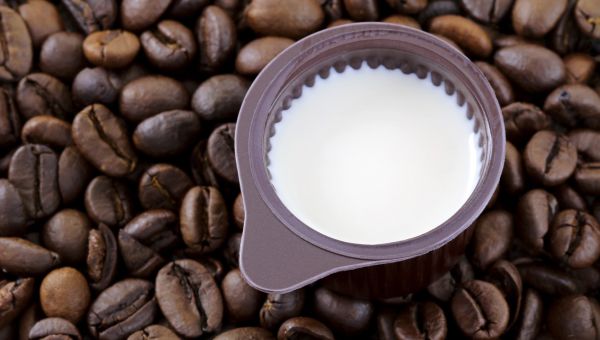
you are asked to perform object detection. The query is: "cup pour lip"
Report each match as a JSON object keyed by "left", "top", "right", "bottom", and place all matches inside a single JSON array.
[{"left": 236, "top": 22, "right": 505, "bottom": 261}]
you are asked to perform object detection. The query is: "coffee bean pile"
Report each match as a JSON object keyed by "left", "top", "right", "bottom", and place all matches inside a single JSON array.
[{"left": 0, "top": 0, "right": 599, "bottom": 339}]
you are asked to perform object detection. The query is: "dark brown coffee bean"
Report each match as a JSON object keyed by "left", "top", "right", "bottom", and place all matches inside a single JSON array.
[
  {"left": 127, "top": 325, "right": 179, "bottom": 340},
  {"left": 313, "top": 287, "right": 373, "bottom": 335},
  {"left": 246, "top": 0, "right": 324, "bottom": 39},
  {"left": 427, "top": 256, "right": 475, "bottom": 302},
  {"left": 550, "top": 0, "right": 581, "bottom": 54},
  {"left": 169, "top": 0, "right": 210, "bottom": 18},
  {"left": 451, "top": 280, "right": 509, "bottom": 339},
  {"left": 460, "top": 0, "right": 512, "bottom": 23},
  {"left": 470, "top": 210, "right": 513, "bottom": 269},
  {"left": 516, "top": 189, "right": 559, "bottom": 252},
  {"left": 486, "top": 260, "right": 523, "bottom": 328},
  {"left": 156, "top": 259, "right": 223, "bottom": 338},
  {"left": 0, "top": 179, "right": 26, "bottom": 236},
  {"left": 512, "top": 0, "right": 568, "bottom": 38},
  {"left": 58, "top": 146, "right": 93, "bottom": 205},
  {"left": 139, "top": 164, "right": 193, "bottom": 211},
  {"left": 40, "top": 267, "right": 90, "bottom": 324},
  {"left": 9, "top": 144, "right": 60, "bottom": 219},
  {"left": 511, "top": 289, "right": 543, "bottom": 340},
  {"left": 393, "top": 301, "right": 447, "bottom": 340},
  {"left": 475, "top": 61, "right": 514, "bottom": 106},
  {"left": 502, "top": 142, "right": 524, "bottom": 195},
  {"left": 39, "top": 32, "right": 85, "bottom": 80},
  {"left": 574, "top": 162, "right": 600, "bottom": 195},
  {"left": 0, "top": 278, "right": 34, "bottom": 329},
  {"left": 495, "top": 44, "right": 566, "bottom": 93},
  {"left": 180, "top": 186, "right": 228, "bottom": 255},
  {"left": 88, "top": 278, "right": 157, "bottom": 339},
  {"left": 121, "top": 0, "right": 172, "bottom": 31},
  {"left": 575, "top": 0, "right": 600, "bottom": 39},
  {"left": 72, "top": 67, "right": 121, "bottom": 108},
  {"left": 83, "top": 30, "right": 140, "bottom": 69},
  {"left": 192, "top": 75, "right": 250, "bottom": 122},
  {"left": 569, "top": 129, "right": 600, "bottom": 161},
  {"left": 141, "top": 20, "right": 196, "bottom": 71},
  {"left": 85, "top": 176, "right": 134, "bottom": 227},
  {"left": 429, "top": 15, "right": 492, "bottom": 58},
  {"left": 0, "top": 6, "right": 32, "bottom": 81},
  {"left": 386, "top": 0, "right": 427, "bottom": 14},
  {"left": 17, "top": 0, "right": 63, "bottom": 49},
  {"left": 222, "top": 268, "right": 264, "bottom": 323},
  {"left": 260, "top": 290, "right": 305, "bottom": 331},
  {"left": 133, "top": 110, "right": 201, "bottom": 158},
  {"left": 214, "top": 327, "right": 274, "bottom": 340},
  {"left": 278, "top": 317, "right": 333, "bottom": 340},
  {"left": 86, "top": 224, "right": 117, "bottom": 290},
  {"left": 207, "top": 123, "right": 238, "bottom": 184},
  {"left": 523, "top": 130, "right": 577, "bottom": 186},
  {"left": 544, "top": 84, "right": 600, "bottom": 129},
  {"left": 233, "top": 193, "right": 244, "bottom": 231},
  {"left": 0, "top": 237, "right": 60, "bottom": 276},
  {"left": 61, "top": 0, "right": 117, "bottom": 34},
  {"left": 554, "top": 184, "right": 587, "bottom": 210},
  {"left": 548, "top": 295, "right": 600, "bottom": 340},
  {"left": 16, "top": 73, "right": 74, "bottom": 120},
  {"left": 120, "top": 75, "right": 189, "bottom": 123},
  {"left": 343, "top": 0, "right": 378, "bottom": 21},
  {"left": 564, "top": 53, "right": 596, "bottom": 84},
  {"left": 382, "top": 15, "right": 421, "bottom": 29},
  {"left": 72, "top": 104, "right": 138, "bottom": 177},
  {"left": 190, "top": 140, "right": 221, "bottom": 187},
  {"left": 548, "top": 210, "right": 600, "bottom": 269},
  {"left": 516, "top": 260, "right": 581, "bottom": 295},
  {"left": 21, "top": 116, "right": 72, "bottom": 149},
  {"left": 28, "top": 317, "right": 81, "bottom": 340},
  {"left": 42, "top": 209, "right": 91, "bottom": 265},
  {"left": 236, "top": 37, "right": 294, "bottom": 76},
  {"left": 196, "top": 6, "right": 236, "bottom": 72},
  {"left": 502, "top": 102, "right": 551, "bottom": 145},
  {"left": 0, "top": 86, "right": 20, "bottom": 148}
]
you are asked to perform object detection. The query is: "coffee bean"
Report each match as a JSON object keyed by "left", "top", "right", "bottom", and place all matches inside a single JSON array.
[
  {"left": 516, "top": 259, "right": 582, "bottom": 295},
  {"left": 427, "top": 256, "right": 475, "bottom": 302},
  {"left": 169, "top": 0, "right": 210, "bottom": 18},
  {"left": 502, "top": 142, "right": 525, "bottom": 195},
  {"left": 196, "top": 6, "right": 236, "bottom": 72},
  {"left": 72, "top": 67, "right": 121, "bottom": 108},
  {"left": 0, "top": 277, "right": 34, "bottom": 328},
  {"left": 523, "top": 130, "right": 577, "bottom": 186},
  {"left": 382, "top": 15, "right": 421, "bottom": 29},
  {"left": 568, "top": 130, "right": 600, "bottom": 162},
  {"left": 0, "top": 86, "right": 20, "bottom": 148},
  {"left": 16, "top": 73, "right": 74, "bottom": 120},
  {"left": 207, "top": 123, "right": 238, "bottom": 184},
  {"left": 39, "top": 32, "right": 85, "bottom": 80},
  {"left": 141, "top": 20, "right": 197, "bottom": 71},
  {"left": 139, "top": 164, "right": 193, "bottom": 211},
  {"left": 222, "top": 268, "right": 264, "bottom": 323},
  {"left": 83, "top": 30, "right": 140, "bottom": 69},
  {"left": 548, "top": 295, "right": 600, "bottom": 340},
  {"left": 190, "top": 140, "right": 221, "bottom": 187},
  {"left": 40, "top": 267, "right": 90, "bottom": 323},
  {"left": 9, "top": 144, "right": 60, "bottom": 219},
  {"left": 133, "top": 110, "right": 201, "bottom": 158},
  {"left": 236, "top": 37, "right": 294, "bottom": 76},
  {"left": 554, "top": 184, "right": 587, "bottom": 210},
  {"left": 548, "top": 209, "right": 600, "bottom": 268},
  {"left": 502, "top": 102, "right": 551, "bottom": 145},
  {"left": 451, "top": 280, "right": 509, "bottom": 339},
  {"left": 72, "top": 104, "right": 138, "bottom": 177},
  {"left": 246, "top": 0, "right": 324, "bottom": 39},
  {"left": 121, "top": 0, "right": 172, "bottom": 32},
  {"left": 564, "top": 53, "right": 596, "bottom": 84},
  {"left": 550, "top": 0, "right": 582, "bottom": 54},
  {"left": 127, "top": 325, "right": 179, "bottom": 340},
  {"left": 28, "top": 317, "right": 81, "bottom": 340},
  {"left": 470, "top": 210, "right": 513, "bottom": 269},
  {"left": 544, "top": 84, "right": 600, "bottom": 129},
  {"left": 0, "top": 237, "right": 60, "bottom": 276},
  {"left": 0, "top": 6, "right": 32, "bottom": 81},
  {"left": 516, "top": 189, "right": 559, "bottom": 252},
  {"left": 156, "top": 259, "right": 223, "bottom": 338},
  {"left": 42, "top": 209, "right": 91, "bottom": 265},
  {"left": 393, "top": 301, "right": 447, "bottom": 340},
  {"left": 180, "top": 186, "right": 228, "bottom": 255},
  {"left": 495, "top": 44, "right": 566, "bottom": 93},
  {"left": 313, "top": 287, "right": 373, "bottom": 335},
  {"left": 214, "top": 327, "right": 274, "bottom": 340},
  {"left": 86, "top": 224, "right": 117, "bottom": 290},
  {"left": 192, "top": 75, "right": 250, "bottom": 122},
  {"left": 17, "top": 0, "right": 63, "bottom": 49},
  {"left": 512, "top": 0, "right": 568, "bottom": 38},
  {"left": 21, "top": 115, "right": 72, "bottom": 149},
  {"left": 460, "top": 0, "right": 512, "bottom": 23},
  {"left": 574, "top": 162, "right": 600, "bottom": 195},
  {"left": 575, "top": 0, "right": 600, "bottom": 39},
  {"left": 85, "top": 176, "right": 134, "bottom": 227},
  {"left": 429, "top": 15, "right": 492, "bottom": 58},
  {"left": 232, "top": 193, "right": 244, "bottom": 230},
  {"left": 511, "top": 289, "right": 543, "bottom": 340},
  {"left": 61, "top": 0, "right": 117, "bottom": 34},
  {"left": 418, "top": 1, "right": 461, "bottom": 25},
  {"left": 486, "top": 260, "right": 523, "bottom": 328},
  {"left": 278, "top": 317, "right": 333, "bottom": 340},
  {"left": 119, "top": 75, "right": 189, "bottom": 123},
  {"left": 343, "top": 0, "right": 378, "bottom": 21},
  {"left": 475, "top": 61, "right": 514, "bottom": 107},
  {"left": 0, "top": 179, "right": 26, "bottom": 236},
  {"left": 88, "top": 278, "right": 157, "bottom": 339},
  {"left": 58, "top": 146, "right": 94, "bottom": 205},
  {"left": 386, "top": 0, "right": 427, "bottom": 14},
  {"left": 259, "top": 290, "right": 305, "bottom": 331}
]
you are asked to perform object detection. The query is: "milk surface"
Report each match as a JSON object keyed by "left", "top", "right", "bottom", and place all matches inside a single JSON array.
[{"left": 267, "top": 65, "right": 482, "bottom": 245}]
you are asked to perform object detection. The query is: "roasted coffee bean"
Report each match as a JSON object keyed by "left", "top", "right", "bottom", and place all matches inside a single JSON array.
[
  {"left": 233, "top": 193, "right": 244, "bottom": 230},
  {"left": 133, "top": 110, "right": 201, "bottom": 158},
  {"left": 121, "top": 0, "right": 172, "bottom": 32},
  {"left": 0, "top": 86, "right": 20, "bottom": 148},
  {"left": 83, "top": 30, "right": 140, "bottom": 69},
  {"left": 451, "top": 280, "right": 509, "bottom": 339},
  {"left": 42, "top": 209, "right": 91, "bottom": 265},
  {"left": 385, "top": 0, "right": 426, "bottom": 14},
  {"left": 343, "top": 0, "right": 378, "bottom": 21},
  {"left": 523, "top": 130, "right": 577, "bottom": 186},
  {"left": 278, "top": 317, "right": 333, "bottom": 340},
  {"left": 470, "top": 210, "right": 513, "bottom": 269},
  {"left": 313, "top": 287, "right": 373, "bottom": 335},
  {"left": 88, "top": 278, "right": 157, "bottom": 339},
  {"left": 127, "top": 325, "right": 180, "bottom": 340},
  {"left": 21, "top": 116, "right": 72, "bottom": 149},
  {"left": 548, "top": 295, "right": 600, "bottom": 340},
  {"left": 196, "top": 257, "right": 226, "bottom": 283},
  {"left": 548, "top": 209, "right": 600, "bottom": 269},
  {"left": 156, "top": 259, "right": 223, "bottom": 338},
  {"left": 141, "top": 20, "right": 197, "bottom": 71},
  {"left": 0, "top": 6, "right": 32, "bottom": 81},
  {"left": 486, "top": 260, "right": 523, "bottom": 328},
  {"left": 138, "top": 164, "right": 193, "bottom": 211},
  {"left": 180, "top": 186, "right": 228, "bottom": 255},
  {"left": 512, "top": 0, "right": 568, "bottom": 38},
  {"left": 214, "top": 327, "right": 274, "bottom": 340},
  {"left": 28, "top": 317, "right": 81, "bottom": 340},
  {"left": 192, "top": 75, "right": 250, "bottom": 122},
  {"left": 0, "top": 237, "right": 59, "bottom": 276},
  {"left": 427, "top": 256, "right": 475, "bottom": 302},
  {"left": 0, "top": 277, "right": 34, "bottom": 328},
  {"left": 169, "top": 0, "right": 210, "bottom": 18},
  {"left": 475, "top": 61, "right": 514, "bottom": 107},
  {"left": 574, "top": 0, "right": 600, "bottom": 39},
  {"left": 119, "top": 75, "right": 189, "bottom": 123},
  {"left": 429, "top": 15, "right": 492, "bottom": 58},
  {"left": 86, "top": 224, "right": 117, "bottom": 290},
  {"left": 382, "top": 15, "right": 421, "bottom": 29},
  {"left": 393, "top": 301, "right": 447, "bottom": 340},
  {"left": 72, "top": 104, "right": 138, "bottom": 177},
  {"left": 495, "top": 44, "right": 566, "bottom": 93},
  {"left": 544, "top": 84, "right": 600, "bottom": 129},
  {"left": 245, "top": 0, "right": 324, "bottom": 39},
  {"left": 16, "top": 73, "right": 73, "bottom": 120},
  {"left": 0, "top": 179, "right": 26, "bottom": 236},
  {"left": 9, "top": 144, "right": 60, "bottom": 219},
  {"left": 550, "top": 0, "right": 581, "bottom": 55},
  {"left": 502, "top": 102, "right": 551, "bottom": 145},
  {"left": 575, "top": 162, "right": 600, "bottom": 195},
  {"left": 418, "top": 1, "right": 461, "bottom": 25},
  {"left": 61, "top": 0, "right": 117, "bottom": 34},
  {"left": 207, "top": 123, "right": 238, "bottom": 184},
  {"left": 58, "top": 146, "right": 93, "bottom": 205},
  {"left": 196, "top": 6, "right": 236, "bottom": 72},
  {"left": 516, "top": 260, "right": 581, "bottom": 295},
  {"left": 72, "top": 67, "right": 121, "bottom": 108},
  {"left": 236, "top": 37, "right": 294, "bottom": 76},
  {"left": 85, "top": 176, "right": 134, "bottom": 227},
  {"left": 17, "top": 0, "right": 63, "bottom": 49},
  {"left": 502, "top": 142, "right": 524, "bottom": 195},
  {"left": 516, "top": 189, "right": 559, "bottom": 251},
  {"left": 569, "top": 129, "right": 600, "bottom": 161},
  {"left": 511, "top": 289, "right": 543, "bottom": 340},
  {"left": 554, "top": 184, "right": 587, "bottom": 210},
  {"left": 260, "top": 290, "right": 305, "bottom": 330},
  {"left": 564, "top": 53, "right": 596, "bottom": 84},
  {"left": 460, "top": 0, "right": 512, "bottom": 23},
  {"left": 222, "top": 268, "right": 264, "bottom": 323},
  {"left": 190, "top": 140, "right": 221, "bottom": 187},
  {"left": 40, "top": 267, "right": 90, "bottom": 323},
  {"left": 39, "top": 32, "right": 85, "bottom": 80}
]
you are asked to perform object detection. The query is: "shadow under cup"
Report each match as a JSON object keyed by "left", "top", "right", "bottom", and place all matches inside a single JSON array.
[{"left": 236, "top": 23, "right": 505, "bottom": 299}]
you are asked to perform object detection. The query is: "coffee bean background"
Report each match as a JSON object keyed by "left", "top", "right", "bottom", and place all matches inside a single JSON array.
[{"left": 0, "top": 0, "right": 598, "bottom": 339}]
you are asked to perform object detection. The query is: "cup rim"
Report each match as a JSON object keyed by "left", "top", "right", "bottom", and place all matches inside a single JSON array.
[{"left": 236, "top": 23, "right": 505, "bottom": 261}]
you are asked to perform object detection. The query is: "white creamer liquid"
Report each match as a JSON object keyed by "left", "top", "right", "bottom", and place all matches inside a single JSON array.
[{"left": 267, "top": 65, "right": 482, "bottom": 245}]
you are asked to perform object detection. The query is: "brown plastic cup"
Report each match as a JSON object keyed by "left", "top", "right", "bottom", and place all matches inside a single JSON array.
[{"left": 236, "top": 23, "right": 505, "bottom": 299}]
